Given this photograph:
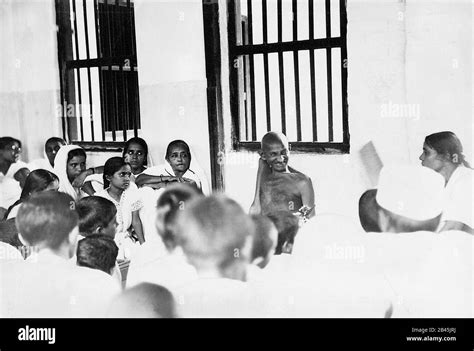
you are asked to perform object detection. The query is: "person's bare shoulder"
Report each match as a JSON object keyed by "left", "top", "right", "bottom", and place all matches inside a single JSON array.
[{"left": 289, "top": 167, "right": 312, "bottom": 183}]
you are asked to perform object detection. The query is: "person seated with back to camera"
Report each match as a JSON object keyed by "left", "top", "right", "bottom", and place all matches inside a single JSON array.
[
  {"left": 75, "top": 196, "right": 123, "bottom": 285},
  {"left": 107, "top": 282, "right": 176, "bottom": 318},
  {"left": 126, "top": 183, "right": 201, "bottom": 292},
  {"left": 172, "top": 194, "right": 271, "bottom": 318},
  {"left": 2, "top": 170, "right": 59, "bottom": 259},
  {"left": 76, "top": 234, "right": 119, "bottom": 277},
  {"left": 0, "top": 192, "right": 120, "bottom": 318},
  {"left": 362, "top": 165, "right": 473, "bottom": 317}
]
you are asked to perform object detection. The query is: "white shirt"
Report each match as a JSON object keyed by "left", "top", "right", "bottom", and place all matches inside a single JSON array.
[
  {"left": 71, "top": 234, "right": 123, "bottom": 287},
  {"left": 126, "top": 248, "right": 197, "bottom": 292},
  {"left": 95, "top": 186, "right": 143, "bottom": 235},
  {"left": 443, "top": 166, "right": 473, "bottom": 229},
  {"left": 0, "top": 250, "right": 121, "bottom": 318},
  {"left": 174, "top": 277, "right": 268, "bottom": 318},
  {"left": 0, "top": 161, "right": 28, "bottom": 209},
  {"left": 366, "top": 230, "right": 473, "bottom": 318}
]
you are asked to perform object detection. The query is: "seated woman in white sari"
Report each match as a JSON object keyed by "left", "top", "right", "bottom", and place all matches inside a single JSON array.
[
  {"left": 95, "top": 157, "right": 145, "bottom": 261},
  {"left": 53, "top": 145, "right": 97, "bottom": 201},
  {"left": 83, "top": 137, "right": 151, "bottom": 194},
  {"left": 29, "top": 137, "right": 66, "bottom": 172},
  {"left": 135, "top": 140, "right": 210, "bottom": 195}
]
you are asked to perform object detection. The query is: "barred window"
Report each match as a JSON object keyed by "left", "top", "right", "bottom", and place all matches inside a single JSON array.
[
  {"left": 55, "top": 0, "right": 140, "bottom": 145},
  {"left": 228, "top": 0, "right": 349, "bottom": 152}
]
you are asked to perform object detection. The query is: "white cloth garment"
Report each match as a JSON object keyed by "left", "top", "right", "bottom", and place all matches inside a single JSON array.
[
  {"left": 0, "top": 160, "right": 28, "bottom": 209},
  {"left": 442, "top": 165, "right": 473, "bottom": 229},
  {"left": 95, "top": 186, "right": 143, "bottom": 260},
  {"left": 365, "top": 230, "right": 473, "bottom": 318},
  {"left": 53, "top": 145, "right": 87, "bottom": 201},
  {"left": 273, "top": 214, "right": 394, "bottom": 318},
  {"left": 143, "top": 162, "right": 210, "bottom": 195},
  {"left": 173, "top": 277, "right": 269, "bottom": 318},
  {"left": 376, "top": 165, "right": 445, "bottom": 221},
  {"left": 83, "top": 166, "right": 148, "bottom": 193},
  {"left": 142, "top": 143, "right": 210, "bottom": 195},
  {"left": 71, "top": 234, "right": 123, "bottom": 287},
  {"left": 126, "top": 247, "right": 197, "bottom": 292},
  {"left": 0, "top": 250, "right": 121, "bottom": 318}
]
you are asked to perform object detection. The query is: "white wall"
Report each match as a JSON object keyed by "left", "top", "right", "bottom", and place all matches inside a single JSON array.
[
  {"left": 0, "top": 0, "right": 61, "bottom": 162},
  {"left": 221, "top": 0, "right": 473, "bottom": 222},
  {"left": 134, "top": 0, "right": 211, "bottom": 181}
]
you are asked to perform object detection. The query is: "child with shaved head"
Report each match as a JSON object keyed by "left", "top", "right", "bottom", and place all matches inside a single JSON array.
[{"left": 250, "top": 132, "right": 315, "bottom": 220}]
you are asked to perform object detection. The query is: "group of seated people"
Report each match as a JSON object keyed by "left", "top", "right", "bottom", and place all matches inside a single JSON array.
[{"left": 0, "top": 130, "right": 472, "bottom": 318}]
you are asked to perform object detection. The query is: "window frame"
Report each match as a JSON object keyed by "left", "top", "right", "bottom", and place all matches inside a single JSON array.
[
  {"left": 55, "top": 0, "right": 141, "bottom": 149},
  {"left": 227, "top": 0, "right": 349, "bottom": 153}
]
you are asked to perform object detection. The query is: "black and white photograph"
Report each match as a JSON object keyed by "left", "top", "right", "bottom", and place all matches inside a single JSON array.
[{"left": 0, "top": 0, "right": 472, "bottom": 346}]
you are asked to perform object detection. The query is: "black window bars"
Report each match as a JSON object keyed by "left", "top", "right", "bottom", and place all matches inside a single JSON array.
[
  {"left": 56, "top": 0, "right": 140, "bottom": 145},
  {"left": 228, "top": 0, "right": 349, "bottom": 153}
]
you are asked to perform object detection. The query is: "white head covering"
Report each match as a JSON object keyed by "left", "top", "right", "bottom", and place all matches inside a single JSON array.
[
  {"left": 53, "top": 145, "right": 85, "bottom": 200},
  {"left": 29, "top": 138, "right": 67, "bottom": 172},
  {"left": 376, "top": 165, "right": 445, "bottom": 221},
  {"left": 164, "top": 140, "right": 210, "bottom": 195}
]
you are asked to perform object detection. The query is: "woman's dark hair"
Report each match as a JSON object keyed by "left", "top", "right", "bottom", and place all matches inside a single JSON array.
[
  {"left": 103, "top": 157, "right": 129, "bottom": 188},
  {"left": 0, "top": 136, "right": 21, "bottom": 150},
  {"left": 4, "top": 170, "right": 59, "bottom": 220},
  {"left": 66, "top": 148, "right": 87, "bottom": 163},
  {"left": 425, "top": 131, "right": 471, "bottom": 168},
  {"left": 156, "top": 183, "right": 201, "bottom": 250},
  {"left": 123, "top": 137, "right": 149, "bottom": 166},
  {"left": 45, "top": 137, "right": 66, "bottom": 149},
  {"left": 165, "top": 140, "right": 191, "bottom": 162}
]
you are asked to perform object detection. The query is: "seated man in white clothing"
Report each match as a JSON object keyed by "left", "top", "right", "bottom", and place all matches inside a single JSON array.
[
  {"left": 75, "top": 196, "right": 122, "bottom": 284},
  {"left": 0, "top": 192, "right": 120, "bottom": 318},
  {"left": 173, "top": 195, "right": 269, "bottom": 318},
  {"left": 126, "top": 184, "right": 201, "bottom": 290}
]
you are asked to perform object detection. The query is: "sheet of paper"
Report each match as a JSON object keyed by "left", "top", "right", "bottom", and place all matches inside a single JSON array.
[{"left": 359, "top": 141, "right": 383, "bottom": 187}]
